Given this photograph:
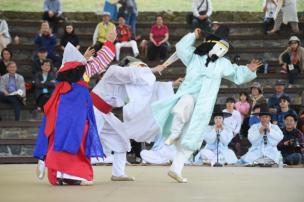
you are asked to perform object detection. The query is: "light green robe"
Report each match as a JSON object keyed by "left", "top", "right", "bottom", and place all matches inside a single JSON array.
[{"left": 151, "top": 33, "right": 257, "bottom": 151}]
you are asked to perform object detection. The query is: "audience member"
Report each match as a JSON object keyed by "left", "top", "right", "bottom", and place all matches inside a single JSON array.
[
  {"left": 34, "top": 59, "right": 56, "bottom": 111},
  {"left": 268, "top": 0, "right": 299, "bottom": 34},
  {"left": 0, "top": 48, "right": 12, "bottom": 76},
  {"left": 235, "top": 92, "right": 250, "bottom": 121},
  {"left": 268, "top": 79, "right": 290, "bottom": 113},
  {"left": 103, "top": 0, "right": 119, "bottom": 21},
  {"left": 193, "top": 108, "right": 238, "bottom": 166},
  {"left": 211, "top": 21, "right": 230, "bottom": 39},
  {"left": 240, "top": 105, "right": 283, "bottom": 165},
  {"left": 0, "top": 19, "right": 12, "bottom": 52},
  {"left": 43, "top": 0, "right": 63, "bottom": 33},
  {"left": 60, "top": 23, "right": 80, "bottom": 51},
  {"left": 0, "top": 61, "right": 26, "bottom": 121},
  {"left": 278, "top": 113, "right": 304, "bottom": 165},
  {"left": 148, "top": 15, "right": 169, "bottom": 62},
  {"left": 190, "top": 0, "right": 212, "bottom": 32},
  {"left": 262, "top": 0, "right": 277, "bottom": 34},
  {"left": 272, "top": 95, "right": 297, "bottom": 129},
  {"left": 34, "top": 21, "right": 61, "bottom": 68},
  {"left": 93, "top": 11, "right": 116, "bottom": 51},
  {"left": 249, "top": 82, "right": 267, "bottom": 110},
  {"left": 279, "top": 36, "right": 304, "bottom": 86},
  {"left": 115, "top": 16, "right": 139, "bottom": 61},
  {"left": 32, "top": 47, "right": 48, "bottom": 75},
  {"left": 297, "top": 111, "right": 304, "bottom": 133},
  {"left": 249, "top": 104, "right": 262, "bottom": 127}
]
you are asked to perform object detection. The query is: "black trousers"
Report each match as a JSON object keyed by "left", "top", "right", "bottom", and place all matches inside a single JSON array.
[
  {"left": 43, "top": 11, "right": 61, "bottom": 33},
  {"left": 283, "top": 153, "right": 303, "bottom": 165},
  {"left": 281, "top": 52, "right": 300, "bottom": 84},
  {"left": 147, "top": 42, "right": 169, "bottom": 61},
  {"left": 36, "top": 93, "right": 51, "bottom": 112},
  {"left": 0, "top": 93, "right": 22, "bottom": 121},
  {"left": 264, "top": 18, "right": 274, "bottom": 33}
]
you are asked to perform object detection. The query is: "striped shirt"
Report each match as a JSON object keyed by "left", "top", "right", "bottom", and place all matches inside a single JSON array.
[{"left": 86, "top": 41, "right": 115, "bottom": 78}]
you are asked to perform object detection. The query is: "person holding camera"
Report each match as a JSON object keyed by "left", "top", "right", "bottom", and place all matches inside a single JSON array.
[
  {"left": 240, "top": 105, "right": 283, "bottom": 165},
  {"left": 189, "top": 0, "right": 213, "bottom": 32},
  {"left": 278, "top": 113, "right": 304, "bottom": 165}
]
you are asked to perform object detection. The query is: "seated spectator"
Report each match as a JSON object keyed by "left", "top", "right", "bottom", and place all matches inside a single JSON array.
[
  {"left": 34, "top": 21, "right": 61, "bottom": 68},
  {"left": 32, "top": 47, "right": 48, "bottom": 75},
  {"left": 190, "top": 0, "right": 212, "bottom": 32},
  {"left": 279, "top": 36, "right": 304, "bottom": 86},
  {"left": 93, "top": 11, "right": 116, "bottom": 52},
  {"left": 262, "top": 0, "right": 277, "bottom": 34},
  {"left": 193, "top": 107, "right": 237, "bottom": 166},
  {"left": 0, "top": 48, "right": 12, "bottom": 76},
  {"left": 147, "top": 15, "right": 169, "bottom": 62},
  {"left": 34, "top": 59, "right": 56, "bottom": 111},
  {"left": 278, "top": 113, "right": 304, "bottom": 165},
  {"left": 235, "top": 92, "right": 250, "bottom": 121},
  {"left": 0, "top": 61, "right": 26, "bottom": 121},
  {"left": 0, "top": 19, "right": 11, "bottom": 53},
  {"left": 272, "top": 95, "right": 297, "bottom": 129},
  {"left": 249, "top": 104, "right": 261, "bottom": 127},
  {"left": 268, "top": 79, "right": 290, "bottom": 113},
  {"left": 115, "top": 16, "right": 139, "bottom": 61},
  {"left": 268, "top": 0, "right": 299, "bottom": 34},
  {"left": 223, "top": 97, "right": 242, "bottom": 156},
  {"left": 43, "top": 0, "right": 63, "bottom": 33},
  {"left": 60, "top": 23, "right": 80, "bottom": 51},
  {"left": 240, "top": 105, "right": 283, "bottom": 165},
  {"left": 249, "top": 82, "right": 267, "bottom": 110}
]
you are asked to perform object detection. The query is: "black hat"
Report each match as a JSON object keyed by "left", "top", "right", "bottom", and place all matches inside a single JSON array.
[
  {"left": 279, "top": 95, "right": 291, "bottom": 103},
  {"left": 253, "top": 104, "right": 272, "bottom": 116},
  {"left": 212, "top": 105, "right": 232, "bottom": 118},
  {"left": 284, "top": 113, "right": 298, "bottom": 122},
  {"left": 38, "top": 47, "right": 47, "bottom": 53}
]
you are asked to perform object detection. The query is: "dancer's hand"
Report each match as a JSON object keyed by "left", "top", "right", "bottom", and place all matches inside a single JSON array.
[
  {"left": 194, "top": 28, "right": 202, "bottom": 39},
  {"left": 247, "top": 59, "right": 263, "bottom": 72},
  {"left": 84, "top": 47, "right": 95, "bottom": 61},
  {"left": 106, "top": 30, "right": 117, "bottom": 43},
  {"left": 152, "top": 64, "right": 167, "bottom": 75}
]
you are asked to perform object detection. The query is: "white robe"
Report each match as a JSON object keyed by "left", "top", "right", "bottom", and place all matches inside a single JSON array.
[
  {"left": 92, "top": 65, "right": 174, "bottom": 153},
  {"left": 223, "top": 109, "right": 242, "bottom": 136},
  {"left": 194, "top": 126, "right": 238, "bottom": 165},
  {"left": 241, "top": 123, "right": 283, "bottom": 164}
]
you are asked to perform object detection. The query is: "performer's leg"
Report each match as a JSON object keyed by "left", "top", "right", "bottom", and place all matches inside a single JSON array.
[
  {"left": 165, "top": 95, "right": 195, "bottom": 145},
  {"left": 111, "top": 152, "right": 135, "bottom": 181},
  {"left": 168, "top": 144, "right": 193, "bottom": 183}
]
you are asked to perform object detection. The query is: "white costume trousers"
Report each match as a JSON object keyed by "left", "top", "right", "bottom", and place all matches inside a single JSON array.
[
  {"left": 169, "top": 94, "right": 196, "bottom": 176},
  {"left": 112, "top": 152, "right": 127, "bottom": 177},
  {"left": 115, "top": 40, "right": 139, "bottom": 61}
]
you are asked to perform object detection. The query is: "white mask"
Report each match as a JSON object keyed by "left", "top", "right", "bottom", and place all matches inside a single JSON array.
[{"left": 208, "top": 40, "right": 229, "bottom": 59}]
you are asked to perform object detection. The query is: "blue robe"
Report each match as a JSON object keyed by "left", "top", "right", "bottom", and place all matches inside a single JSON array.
[
  {"left": 152, "top": 33, "right": 257, "bottom": 151},
  {"left": 34, "top": 82, "right": 105, "bottom": 160}
]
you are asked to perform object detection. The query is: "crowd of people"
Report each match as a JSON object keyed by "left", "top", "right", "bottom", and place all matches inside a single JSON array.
[{"left": 0, "top": 0, "right": 303, "bottom": 183}]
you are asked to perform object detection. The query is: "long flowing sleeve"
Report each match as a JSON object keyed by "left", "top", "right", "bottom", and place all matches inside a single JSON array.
[
  {"left": 219, "top": 128, "right": 233, "bottom": 146},
  {"left": 175, "top": 33, "right": 196, "bottom": 67},
  {"left": 267, "top": 124, "right": 284, "bottom": 146},
  {"left": 248, "top": 124, "right": 262, "bottom": 146},
  {"left": 85, "top": 41, "right": 115, "bottom": 78},
  {"left": 221, "top": 58, "right": 257, "bottom": 85}
]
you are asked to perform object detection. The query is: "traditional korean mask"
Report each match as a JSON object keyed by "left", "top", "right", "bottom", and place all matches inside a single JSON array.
[{"left": 208, "top": 40, "right": 229, "bottom": 61}]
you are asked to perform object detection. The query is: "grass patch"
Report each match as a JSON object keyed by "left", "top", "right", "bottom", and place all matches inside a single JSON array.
[{"left": 0, "top": 0, "right": 303, "bottom": 12}]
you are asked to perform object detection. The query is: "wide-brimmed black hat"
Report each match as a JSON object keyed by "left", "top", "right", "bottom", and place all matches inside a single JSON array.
[
  {"left": 212, "top": 105, "right": 232, "bottom": 118},
  {"left": 253, "top": 104, "right": 272, "bottom": 116}
]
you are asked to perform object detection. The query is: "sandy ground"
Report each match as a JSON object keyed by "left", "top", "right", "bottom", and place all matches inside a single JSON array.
[{"left": 0, "top": 165, "right": 303, "bottom": 202}]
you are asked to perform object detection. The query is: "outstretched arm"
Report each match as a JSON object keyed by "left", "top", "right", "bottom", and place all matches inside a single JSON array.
[{"left": 85, "top": 30, "right": 117, "bottom": 78}]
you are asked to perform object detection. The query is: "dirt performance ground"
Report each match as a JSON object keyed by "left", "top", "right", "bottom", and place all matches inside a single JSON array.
[{"left": 0, "top": 165, "right": 303, "bottom": 202}]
